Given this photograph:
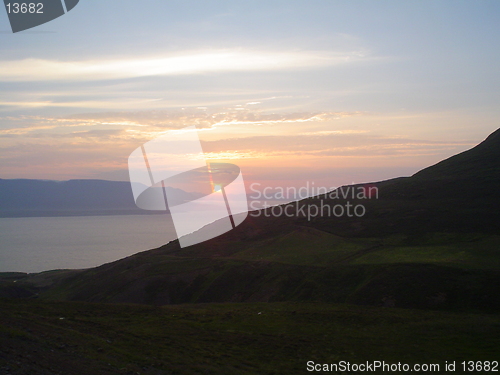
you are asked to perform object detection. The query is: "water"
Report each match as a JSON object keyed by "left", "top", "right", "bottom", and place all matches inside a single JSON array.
[{"left": 0, "top": 214, "right": 178, "bottom": 273}]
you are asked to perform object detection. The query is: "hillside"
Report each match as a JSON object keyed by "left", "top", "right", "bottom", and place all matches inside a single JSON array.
[
  {"left": 305, "top": 127, "right": 500, "bottom": 237},
  {"left": 3, "top": 128, "right": 500, "bottom": 312}
]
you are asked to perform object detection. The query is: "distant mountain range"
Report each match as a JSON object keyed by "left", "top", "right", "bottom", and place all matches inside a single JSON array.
[
  {"left": 0, "top": 179, "right": 202, "bottom": 217},
  {"left": 2, "top": 128, "right": 500, "bottom": 313}
]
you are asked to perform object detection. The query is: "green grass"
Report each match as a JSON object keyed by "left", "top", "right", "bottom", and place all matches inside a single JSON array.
[
  {"left": 230, "top": 227, "right": 374, "bottom": 266},
  {"left": 353, "top": 234, "right": 500, "bottom": 269},
  {"left": 1, "top": 299, "right": 499, "bottom": 374},
  {"left": 4, "top": 231, "right": 495, "bottom": 312},
  {"left": 227, "top": 229, "right": 500, "bottom": 270}
]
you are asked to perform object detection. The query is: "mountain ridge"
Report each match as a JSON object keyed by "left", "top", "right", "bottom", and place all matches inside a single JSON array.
[
  {"left": 0, "top": 178, "right": 202, "bottom": 217},
  {"left": 2, "top": 128, "right": 500, "bottom": 312}
]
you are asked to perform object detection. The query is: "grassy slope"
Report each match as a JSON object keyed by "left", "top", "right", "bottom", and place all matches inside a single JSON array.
[{"left": 4, "top": 227, "right": 495, "bottom": 313}]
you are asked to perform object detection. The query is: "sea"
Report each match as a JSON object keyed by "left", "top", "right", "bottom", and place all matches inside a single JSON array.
[
  {"left": 0, "top": 214, "right": 178, "bottom": 273},
  {"left": 0, "top": 198, "right": 289, "bottom": 273}
]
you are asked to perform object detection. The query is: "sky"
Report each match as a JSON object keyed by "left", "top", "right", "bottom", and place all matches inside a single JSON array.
[{"left": 1, "top": 0, "right": 499, "bottom": 191}]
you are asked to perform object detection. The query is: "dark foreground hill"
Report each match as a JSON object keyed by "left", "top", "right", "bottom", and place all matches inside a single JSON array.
[
  {"left": 1, "top": 299, "right": 499, "bottom": 375},
  {"left": 2, "top": 128, "right": 500, "bottom": 312}
]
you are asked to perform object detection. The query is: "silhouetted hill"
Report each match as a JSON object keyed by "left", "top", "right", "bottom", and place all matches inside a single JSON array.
[
  {"left": 305, "top": 128, "right": 500, "bottom": 237},
  {"left": 4, "top": 128, "right": 500, "bottom": 312},
  {"left": 0, "top": 179, "right": 201, "bottom": 217},
  {"left": 414, "top": 127, "right": 500, "bottom": 181}
]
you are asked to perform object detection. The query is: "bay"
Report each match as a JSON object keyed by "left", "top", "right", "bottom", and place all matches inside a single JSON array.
[{"left": 0, "top": 214, "right": 177, "bottom": 273}]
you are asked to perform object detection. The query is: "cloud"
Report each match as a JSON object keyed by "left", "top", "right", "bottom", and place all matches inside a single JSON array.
[
  {"left": 200, "top": 133, "right": 475, "bottom": 159},
  {"left": 0, "top": 49, "right": 369, "bottom": 82},
  {"left": 0, "top": 98, "right": 167, "bottom": 111},
  {"left": 1, "top": 108, "right": 472, "bottom": 163},
  {"left": 0, "top": 109, "right": 347, "bottom": 139},
  {"left": 0, "top": 107, "right": 476, "bottom": 182}
]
